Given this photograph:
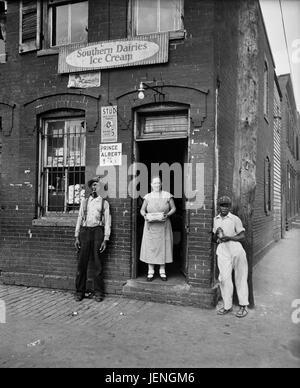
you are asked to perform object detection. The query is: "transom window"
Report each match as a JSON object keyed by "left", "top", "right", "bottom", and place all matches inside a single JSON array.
[
  {"left": 132, "top": 0, "right": 184, "bottom": 36},
  {"left": 40, "top": 118, "right": 86, "bottom": 214},
  {"left": 137, "top": 108, "right": 188, "bottom": 140},
  {"left": 49, "top": 1, "right": 88, "bottom": 47}
]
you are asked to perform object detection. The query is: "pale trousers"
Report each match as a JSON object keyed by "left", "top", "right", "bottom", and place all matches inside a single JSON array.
[{"left": 217, "top": 248, "right": 249, "bottom": 310}]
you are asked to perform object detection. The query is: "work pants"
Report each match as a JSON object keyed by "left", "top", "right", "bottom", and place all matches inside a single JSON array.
[
  {"left": 217, "top": 244, "right": 249, "bottom": 310},
  {"left": 75, "top": 226, "right": 104, "bottom": 297}
]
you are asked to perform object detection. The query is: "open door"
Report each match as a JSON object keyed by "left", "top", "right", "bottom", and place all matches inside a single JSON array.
[{"left": 135, "top": 138, "right": 188, "bottom": 279}]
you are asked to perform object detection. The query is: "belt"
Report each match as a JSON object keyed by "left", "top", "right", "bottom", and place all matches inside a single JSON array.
[{"left": 81, "top": 224, "right": 104, "bottom": 230}]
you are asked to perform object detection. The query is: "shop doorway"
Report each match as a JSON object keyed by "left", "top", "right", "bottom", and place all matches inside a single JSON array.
[{"left": 134, "top": 138, "right": 189, "bottom": 279}]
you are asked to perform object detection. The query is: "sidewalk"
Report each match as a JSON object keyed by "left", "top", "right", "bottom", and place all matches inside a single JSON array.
[{"left": 0, "top": 229, "right": 299, "bottom": 368}]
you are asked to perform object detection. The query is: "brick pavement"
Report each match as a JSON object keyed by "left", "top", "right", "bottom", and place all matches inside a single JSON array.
[
  {"left": 0, "top": 229, "right": 299, "bottom": 368},
  {"left": 0, "top": 286, "right": 151, "bottom": 329}
]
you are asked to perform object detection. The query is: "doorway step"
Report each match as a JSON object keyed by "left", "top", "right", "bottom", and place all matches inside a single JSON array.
[{"left": 122, "top": 274, "right": 217, "bottom": 308}]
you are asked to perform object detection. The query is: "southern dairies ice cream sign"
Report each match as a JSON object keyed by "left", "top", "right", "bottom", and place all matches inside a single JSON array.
[
  {"left": 58, "top": 33, "right": 168, "bottom": 74},
  {"left": 68, "top": 41, "right": 158, "bottom": 67}
]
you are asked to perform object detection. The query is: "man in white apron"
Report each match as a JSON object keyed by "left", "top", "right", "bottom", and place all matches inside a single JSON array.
[{"left": 213, "top": 196, "right": 249, "bottom": 318}]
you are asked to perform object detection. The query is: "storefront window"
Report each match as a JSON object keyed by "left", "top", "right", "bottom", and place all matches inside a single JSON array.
[
  {"left": 132, "top": 0, "right": 184, "bottom": 36},
  {"left": 40, "top": 118, "right": 86, "bottom": 214},
  {"left": 50, "top": 1, "right": 88, "bottom": 47}
]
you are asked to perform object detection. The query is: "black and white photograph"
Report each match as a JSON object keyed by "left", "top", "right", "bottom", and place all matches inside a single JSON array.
[{"left": 0, "top": 0, "right": 299, "bottom": 371}]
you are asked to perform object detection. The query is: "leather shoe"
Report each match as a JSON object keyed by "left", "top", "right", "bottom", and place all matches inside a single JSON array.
[
  {"left": 160, "top": 275, "right": 167, "bottom": 281},
  {"left": 147, "top": 275, "right": 154, "bottom": 282},
  {"left": 75, "top": 294, "right": 84, "bottom": 302}
]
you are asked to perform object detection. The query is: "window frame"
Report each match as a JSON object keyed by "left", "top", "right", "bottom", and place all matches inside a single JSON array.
[
  {"left": 19, "top": 0, "right": 42, "bottom": 53},
  {"left": 135, "top": 105, "right": 190, "bottom": 141},
  {"left": 129, "top": 0, "right": 185, "bottom": 39},
  {"left": 43, "top": 0, "right": 88, "bottom": 49},
  {"left": 38, "top": 115, "right": 86, "bottom": 217}
]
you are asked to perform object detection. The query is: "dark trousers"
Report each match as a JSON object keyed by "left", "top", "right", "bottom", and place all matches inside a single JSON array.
[{"left": 75, "top": 226, "right": 104, "bottom": 297}]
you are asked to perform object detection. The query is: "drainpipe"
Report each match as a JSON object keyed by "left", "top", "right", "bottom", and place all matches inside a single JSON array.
[
  {"left": 212, "top": 78, "right": 220, "bottom": 288},
  {"left": 214, "top": 78, "right": 220, "bottom": 216}
]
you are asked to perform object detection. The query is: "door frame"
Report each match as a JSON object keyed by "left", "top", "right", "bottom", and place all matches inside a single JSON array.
[{"left": 130, "top": 108, "right": 191, "bottom": 279}]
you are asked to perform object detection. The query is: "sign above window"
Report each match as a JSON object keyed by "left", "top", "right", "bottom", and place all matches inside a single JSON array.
[
  {"left": 58, "top": 33, "right": 168, "bottom": 74},
  {"left": 67, "top": 72, "right": 101, "bottom": 89}
]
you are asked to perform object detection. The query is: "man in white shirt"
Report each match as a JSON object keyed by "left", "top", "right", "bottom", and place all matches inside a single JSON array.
[
  {"left": 74, "top": 177, "right": 111, "bottom": 302},
  {"left": 213, "top": 196, "right": 249, "bottom": 318}
]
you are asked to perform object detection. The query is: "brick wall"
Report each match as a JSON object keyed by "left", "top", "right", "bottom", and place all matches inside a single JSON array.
[
  {"left": 279, "top": 74, "right": 300, "bottom": 231},
  {"left": 0, "top": 0, "right": 219, "bottom": 306},
  {"left": 273, "top": 78, "right": 282, "bottom": 242},
  {"left": 252, "top": 10, "right": 276, "bottom": 263},
  {"left": 215, "top": 0, "right": 239, "bottom": 199}
]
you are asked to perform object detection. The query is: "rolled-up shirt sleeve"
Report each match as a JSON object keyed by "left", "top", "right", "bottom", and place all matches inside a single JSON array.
[
  {"left": 75, "top": 200, "right": 85, "bottom": 238},
  {"left": 234, "top": 216, "right": 245, "bottom": 234},
  {"left": 104, "top": 200, "right": 111, "bottom": 241}
]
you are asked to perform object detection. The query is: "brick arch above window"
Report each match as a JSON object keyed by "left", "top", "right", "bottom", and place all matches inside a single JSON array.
[
  {"left": 23, "top": 92, "right": 101, "bottom": 135},
  {"left": 115, "top": 85, "right": 209, "bottom": 131}
]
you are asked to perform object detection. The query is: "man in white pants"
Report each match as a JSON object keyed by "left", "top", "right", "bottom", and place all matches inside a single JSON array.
[{"left": 213, "top": 196, "right": 249, "bottom": 318}]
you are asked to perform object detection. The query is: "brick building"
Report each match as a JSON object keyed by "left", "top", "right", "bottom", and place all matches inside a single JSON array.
[
  {"left": 0, "top": 0, "right": 279, "bottom": 307},
  {"left": 278, "top": 74, "right": 300, "bottom": 233}
]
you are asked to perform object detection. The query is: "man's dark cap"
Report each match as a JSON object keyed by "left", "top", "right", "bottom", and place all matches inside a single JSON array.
[
  {"left": 87, "top": 176, "right": 100, "bottom": 188},
  {"left": 218, "top": 196, "right": 232, "bottom": 206}
]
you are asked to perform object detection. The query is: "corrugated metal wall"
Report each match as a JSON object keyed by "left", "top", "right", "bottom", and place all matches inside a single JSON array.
[{"left": 273, "top": 80, "right": 281, "bottom": 241}]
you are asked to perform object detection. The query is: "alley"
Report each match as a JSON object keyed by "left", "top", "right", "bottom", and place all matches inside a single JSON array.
[{"left": 0, "top": 229, "right": 299, "bottom": 368}]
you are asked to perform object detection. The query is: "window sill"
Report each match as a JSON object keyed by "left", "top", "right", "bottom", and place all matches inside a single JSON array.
[
  {"left": 131, "top": 30, "right": 186, "bottom": 41},
  {"left": 37, "top": 40, "right": 89, "bottom": 56},
  {"left": 169, "top": 30, "right": 186, "bottom": 40},
  {"left": 32, "top": 216, "right": 77, "bottom": 227},
  {"left": 37, "top": 48, "right": 60, "bottom": 57}
]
